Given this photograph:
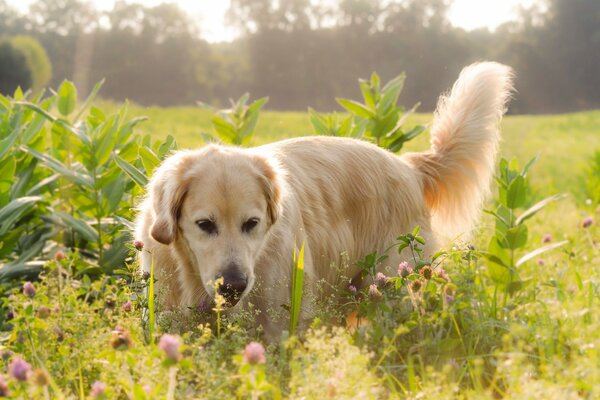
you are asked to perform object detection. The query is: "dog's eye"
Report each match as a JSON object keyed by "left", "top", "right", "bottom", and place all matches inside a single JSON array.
[
  {"left": 196, "top": 219, "right": 218, "bottom": 235},
  {"left": 242, "top": 218, "right": 259, "bottom": 233}
]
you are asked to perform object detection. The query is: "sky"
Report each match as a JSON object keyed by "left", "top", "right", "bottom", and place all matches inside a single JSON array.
[{"left": 11, "top": 0, "right": 537, "bottom": 43}]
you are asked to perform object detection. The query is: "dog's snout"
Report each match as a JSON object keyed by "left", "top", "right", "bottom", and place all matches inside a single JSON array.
[{"left": 216, "top": 267, "right": 248, "bottom": 306}]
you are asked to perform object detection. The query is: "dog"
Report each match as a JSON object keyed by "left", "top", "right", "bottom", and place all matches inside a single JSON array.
[{"left": 135, "top": 62, "right": 513, "bottom": 337}]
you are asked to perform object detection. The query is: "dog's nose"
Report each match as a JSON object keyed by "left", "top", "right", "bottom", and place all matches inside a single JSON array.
[{"left": 216, "top": 269, "right": 248, "bottom": 306}]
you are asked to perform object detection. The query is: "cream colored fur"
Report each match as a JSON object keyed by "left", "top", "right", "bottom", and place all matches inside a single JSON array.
[{"left": 134, "top": 62, "right": 513, "bottom": 337}]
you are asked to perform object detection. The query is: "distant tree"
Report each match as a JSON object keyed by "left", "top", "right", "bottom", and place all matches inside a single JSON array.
[
  {"left": 10, "top": 35, "right": 52, "bottom": 92},
  {"left": 0, "top": 41, "right": 32, "bottom": 94}
]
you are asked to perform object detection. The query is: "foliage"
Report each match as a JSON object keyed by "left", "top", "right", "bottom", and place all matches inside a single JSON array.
[
  {"left": 0, "top": 81, "right": 176, "bottom": 284},
  {"left": 200, "top": 94, "right": 268, "bottom": 145},
  {"left": 481, "top": 158, "right": 567, "bottom": 307},
  {"left": 310, "top": 72, "right": 425, "bottom": 152},
  {"left": 9, "top": 36, "right": 52, "bottom": 93}
]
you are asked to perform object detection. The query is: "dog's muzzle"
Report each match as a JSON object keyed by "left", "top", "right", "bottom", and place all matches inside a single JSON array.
[{"left": 216, "top": 268, "right": 248, "bottom": 307}]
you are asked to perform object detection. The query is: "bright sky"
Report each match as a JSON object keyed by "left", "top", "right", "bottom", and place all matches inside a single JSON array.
[{"left": 12, "top": 0, "right": 537, "bottom": 43}]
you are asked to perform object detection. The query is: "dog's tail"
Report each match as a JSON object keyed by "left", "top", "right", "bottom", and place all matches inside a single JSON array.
[{"left": 406, "top": 62, "right": 514, "bottom": 239}]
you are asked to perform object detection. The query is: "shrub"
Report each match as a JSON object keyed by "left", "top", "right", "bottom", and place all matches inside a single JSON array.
[
  {"left": 10, "top": 35, "right": 52, "bottom": 93},
  {"left": 0, "top": 41, "right": 32, "bottom": 94}
]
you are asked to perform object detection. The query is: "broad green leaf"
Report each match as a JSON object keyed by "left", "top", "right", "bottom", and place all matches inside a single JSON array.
[
  {"left": 139, "top": 146, "right": 161, "bottom": 175},
  {"left": 211, "top": 115, "right": 237, "bottom": 142},
  {"left": 57, "top": 80, "right": 77, "bottom": 117},
  {"left": 503, "top": 224, "right": 528, "bottom": 249},
  {"left": 55, "top": 211, "right": 99, "bottom": 243},
  {"left": 506, "top": 175, "right": 527, "bottom": 208},
  {"left": 0, "top": 127, "right": 21, "bottom": 159},
  {"left": 336, "top": 98, "right": 375, "bottom": 119},
  {"left": 114, "top": 156, "right": 148, "bottom": 188},
  {"left": 359, "top": 79, "right": 375, "bottom": 110},
  {"left": 0, "top": 196, "right": 42, "bottom": 236},
  {"left": 21, "top": 146, "right": 94, "bottom": 188}
]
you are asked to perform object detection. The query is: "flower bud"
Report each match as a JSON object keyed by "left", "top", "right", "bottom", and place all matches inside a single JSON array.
[{"left": 243, "top": 342, "right": 266, "bottom": 365}]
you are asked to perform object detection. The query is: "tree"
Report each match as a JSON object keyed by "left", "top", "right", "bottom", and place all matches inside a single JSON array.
[
  {"left": 10, "top": 36, "right": 52, "bottom": 92},
  {"left": 0, "top": 41, "right": 32, "bottom": 94}
]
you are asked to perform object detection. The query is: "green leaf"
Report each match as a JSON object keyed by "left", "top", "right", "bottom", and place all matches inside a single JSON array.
[
  {"left": 21, "top": 146, "right": 94, "bottom": 188},
  {"left": 74, "top": 79, "right": 104, "bottom": 121},
  {"left": 57, "top": 80, "right": 77, "bottom": 117},
  {"left": 139, "top": 146, "right": 161, "bottom": 175},
  {"left": 516, "top": 240, "right": 569, "bottom": 267},
  {"left": 359, "top": 79, "right": 375, "bottom": 110},
  {"left": 506, "top": 175, "right": 527, "bottom": 208},
  {"left": 336, "top": 98, "right": 375, "bottom": 119},
  {"left": 290, "top": 242, "right": 305, "bottom": 336},
  {"left": 211, "top": 115, "right": 237, "bottom": 143},
  {"left": 309, "top": 108, "right": 329, "bottom": 135},
  {"left": 516, "top": 193, "right": 566, "bottom": 225},
  {"left": 0, "top": 196, "right": 42, "bottom": 235},
  {"left": 114, "top": 156, "right": 148, "bottom": 188},
  {"left": 503, "top": 224, "right": 528, "bottom": 249},
  {"left": 55, "top": 211, "right": 99, "bottom": 243},
  {"left": 0, "top": 127, "right": 22, "bottom": 160}
]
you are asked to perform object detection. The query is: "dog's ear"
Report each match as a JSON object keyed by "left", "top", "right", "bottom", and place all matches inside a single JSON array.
[
  {"left": 251, "top": 155, "right": 281, "bottom": 226},
  {"left": 148, "top": 153, "right": 190, "bottom": 245}
]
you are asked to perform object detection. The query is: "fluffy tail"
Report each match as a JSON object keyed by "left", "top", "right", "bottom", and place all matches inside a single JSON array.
[{"left": 407, "top": 62, "right": 514, "bottom": 239}]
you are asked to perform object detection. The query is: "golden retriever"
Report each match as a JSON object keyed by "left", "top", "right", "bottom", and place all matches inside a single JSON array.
[{"left": 135, "top": 62, "right": 513, "bottom": 337}]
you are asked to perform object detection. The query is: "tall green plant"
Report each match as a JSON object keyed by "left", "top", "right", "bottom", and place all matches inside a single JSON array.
[
  {"left": 482, "top": 157, "right": 567, "bottom": 306},
  {"left": 200, "top": 94, "right": 268, "bottom": 145},
  {"left": 310, "top": 72, "right": 425, "bottom": 152}
]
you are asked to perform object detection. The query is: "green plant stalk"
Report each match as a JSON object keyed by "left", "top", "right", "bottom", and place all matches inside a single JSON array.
[{"left": 289, "top": 242, "right": 305, "bottom": 336}]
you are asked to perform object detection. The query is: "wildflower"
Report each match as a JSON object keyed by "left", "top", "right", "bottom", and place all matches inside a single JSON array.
[
  {"left": 133, "top": 240, "right": 144, "bottom": 251},
  {"left": 537, "top": 259, "right": 545, "bottom": 266},
  {"left": 37, "top": 306, "right": 51, "bottom": 319},
  {"left": 368, "top": 284, "right": 383, "bottom": 301},
  {"left": 582, "top": 216, "right": 593, "bottom": 228},
  {"left": 159, "top": 334, "right": 182, "bottom": 362},
  {"left": 90, "top": 381, "right": 107, "bottom": 398},
  {"left": 110, "top": 326, "right": 133, "bottom": 351},
  {"left": 142, "top": 271, "right": 150, "bottom": 281},
  {"left": 467, "top": 244, "right": 476, "bottom": 251},
  {"left": 143, "top": 385, "right": 151, "bottom": 394},
  {"left": 0, "top": 375, "right": 9, "bottom": 397},
  {"left": 32, "top": 369, "right": 50, "bottom": 387},
  {"left": 9, "top": 356, "right": 31, "bottom": 381},
  {"left": 375, "top": 272, "right": 388, "bottom": 287},
  {"left": 436, "top": 268, "right": 449, "bottom": 281},
  {"left": 6, "top": 309, "right": 13, "bottom": 321},
  {"left": 398, "top": 261, "right": 413, "bottom": 278},
  {"left": 420, "top": 265, "right": 433, "bottom": 280},
  {"left": 347, "top": 284, "right": 357, "bottom": 295},
  {"left": 410, "top": 280, "right": 422, "bottom": 293},
  {"left": 445, "top": 294, "right": 455, "bottom": 304},
  {"left": 122, "top": 301, "right": 132, "bottom": 312},
  {"left": 542, "top": 233, "right": 552, "bottom": 243},
  {"left": 105, "top": 295, "right": 116, "bottom": 309},
  {"left": 243, "top": 342, "right": 266, "bottom": 365},
  {"left": 54, "top": 250, "right": 66, "bottom": 261},
  {"left": 53, "top": 326, "right": 65, "bottom": 342},
  {"left": 23, "top": 281, "right": 36, "bottom": 298},
  {"left": 197, "top": 299, "right": 212, "bottom": 313}
]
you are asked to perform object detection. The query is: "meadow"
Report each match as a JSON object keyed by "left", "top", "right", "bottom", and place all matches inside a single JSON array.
[{"left": 0, "top": 83, "right": 599, "bottom": 399}]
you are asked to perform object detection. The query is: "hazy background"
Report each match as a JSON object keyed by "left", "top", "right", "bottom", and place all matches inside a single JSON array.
[{"left": 0, "top": 0, "right": 598, "bottom": 113}]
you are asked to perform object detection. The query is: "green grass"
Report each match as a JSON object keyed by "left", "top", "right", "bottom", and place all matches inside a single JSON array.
[
  {"left": 3, "top": 98, "right": 600, "bottom": 398},
  {"left": 111, "top": 100, "right": 600, "bottom": 199}
]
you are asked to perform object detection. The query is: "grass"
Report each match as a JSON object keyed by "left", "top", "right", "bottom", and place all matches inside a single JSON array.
[
  {"left": 2, "top": 99, "right": 600, "bottom": 398},
  {"left": 106, "top": 99, "right": 600, "bottom": 199}
]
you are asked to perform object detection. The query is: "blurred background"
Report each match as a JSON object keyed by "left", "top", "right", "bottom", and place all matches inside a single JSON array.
[{"left": 0, "top": 0, "right": 598, "bottom": 114}]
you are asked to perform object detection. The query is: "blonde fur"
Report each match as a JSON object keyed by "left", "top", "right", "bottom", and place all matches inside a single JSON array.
[{"left": 135, "top": 62, "right": 513, "bottom": 337}]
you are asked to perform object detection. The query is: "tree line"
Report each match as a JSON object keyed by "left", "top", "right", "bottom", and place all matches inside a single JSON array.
[{"left": 0, "top": 0, "right": 598, "bottom": 114}]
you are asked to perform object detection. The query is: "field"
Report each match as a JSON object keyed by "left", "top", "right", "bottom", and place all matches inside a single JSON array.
[{"left": 1, "top": 89, "right": 600, "bottom": 399}]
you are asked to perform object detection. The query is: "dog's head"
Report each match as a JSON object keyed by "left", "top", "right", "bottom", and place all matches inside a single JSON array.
[{"left": 147, "top": 145, "right": 281, "bottom": 307}]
